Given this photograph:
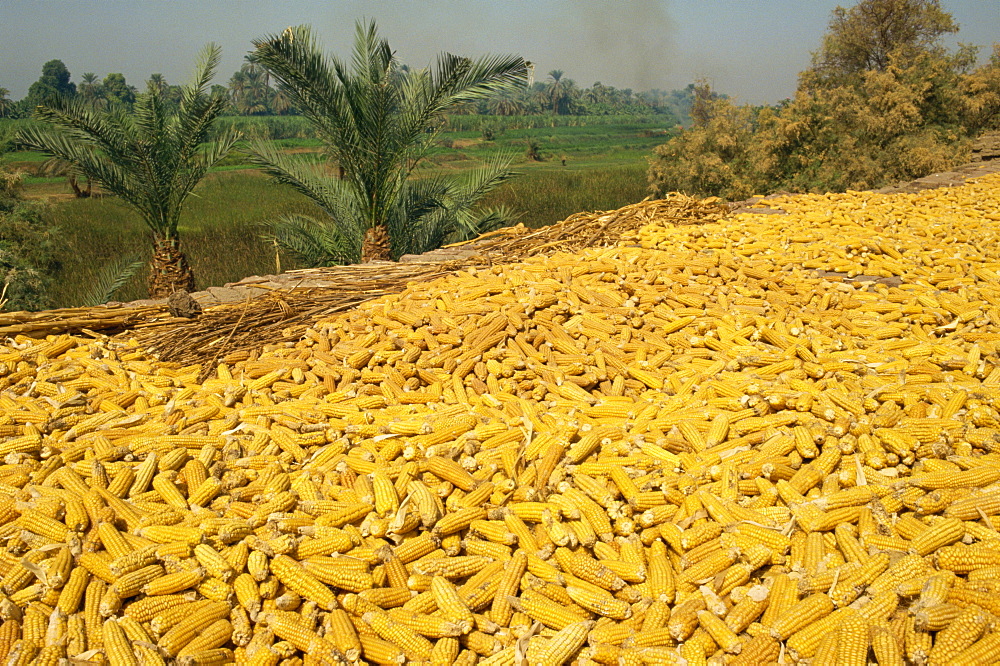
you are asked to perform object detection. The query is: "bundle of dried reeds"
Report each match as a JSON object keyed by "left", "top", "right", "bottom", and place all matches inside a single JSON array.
[
  {"left": 450, "top": 193, "right": 726, "bottom": 262},
  {"left": 0, "top": 303, "right": 169, "bottom": 338}
]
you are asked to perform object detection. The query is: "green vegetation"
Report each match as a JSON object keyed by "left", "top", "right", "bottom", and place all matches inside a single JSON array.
[
  {"left": 35, "top": 170, "right": 322, "bottom": 307},
  {"left": 649, "top": 0, "right": 1000, "bottom": 199},
  {"left": 0, "top": 113, "right": 665, "bottom": 310},
  {"left": 2, "top": 42, "right": 691, "bottom": 123},
  {"left": 479, "top": 163, "right": 648, "bottom": 228},
  {"left": 28, "top": 4, "right": 994, "bottom": 312},
  {"left": 0, "top": 128, "right": 60, "bottom": 311},
  {"left": 17, "top": 44, "right": 239, "bottom": 297}
]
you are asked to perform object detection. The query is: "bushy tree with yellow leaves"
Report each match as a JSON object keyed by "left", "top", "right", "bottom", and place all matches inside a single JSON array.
[{"left": 649, "top": 0, "right": 1000, "bottom": 198}]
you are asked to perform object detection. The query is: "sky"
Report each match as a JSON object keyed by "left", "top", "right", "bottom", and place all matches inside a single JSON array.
[{"left": 0, "top": 0, "right": 997, "bottom": 105}]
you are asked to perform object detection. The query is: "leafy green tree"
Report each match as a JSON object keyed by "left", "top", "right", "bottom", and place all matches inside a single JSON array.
[
  {"left": 488, "top": 93, "right": 525, "bottom": 116},
  {"left": 270, "top": 88, "right": 292, "bottom": 115},
  {"left": 0, "top": 128, "right": 60, "bottom": 311},
  {"left": 102, "top": 73, "right": 136, "bottom": 107},
  {"left": 148, "top": 73, "right": 168, "bottom": 95},
  {"left": 648, "top": 83, "right": 766, "bottom": 200},
  {"left": 17, "top": 44, "right": 240, "bottom": 297},
  {"left": 27, "top": 60, "right": 76, "bottom": 105},
  {"left": 229, "top": 62, "right": 271, "bottom": 115},
  {"left": 227, "top": 69, "right": 248, "bottom": 111},
  {"left": 245, "top": 21, "right": 528, "bottom": 264},
  {"left": 546, "top": 69, "right": 578, "bottom": 115},
  {"left": 807, "top": 0, "right": 957, "bottom": 86},
  {"left": 961, "top": 44, "right": 1000, "bottom": 131}
]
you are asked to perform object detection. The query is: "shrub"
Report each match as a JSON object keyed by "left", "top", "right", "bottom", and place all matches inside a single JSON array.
[{"left": 0, "top": 196, "right": 60, "bottom": 312}]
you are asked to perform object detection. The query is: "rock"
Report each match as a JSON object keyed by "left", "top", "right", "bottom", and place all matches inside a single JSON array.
[
  {"left": 167, "top": 290, "right": 203, "bottom": 318},
  {"left": 206, "top": 286, "right": 248, "bottom": 304},
  {"left": 972, "top": 131, "right": 1000, "bottom": 162}
]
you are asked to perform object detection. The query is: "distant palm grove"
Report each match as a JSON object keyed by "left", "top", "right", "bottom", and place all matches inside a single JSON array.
[{"left": 0, "top": 58, "right": 693, "bottom": 125}]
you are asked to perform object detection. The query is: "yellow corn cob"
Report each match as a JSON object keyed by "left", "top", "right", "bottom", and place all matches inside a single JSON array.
[
  {"left": 413, "top": 555, "right": 493, "bottom": 579},
  {"left": 103, "top": 618, "right": 139, "bottom": 666},
  {"left": 534, "top": 620, "right": 591, "bottom": 665},
  {"left": 909, "top": 517, "right": 965, "bottom": 555},
  {"left": 927, "top": 605, "right": 990, "bottom": 663},
  {"left": 565, "top": 584, "right": 631, "bottom": 620},
  {"left": 387, "top": 608, "right": 463, "bottom": 638},
  {"left": 508, "top": 591, "right": 584, "bottom": 631},
  {"left": 142, "top": 568, "right": 204, "bottom": 596},
  {"left": 176, "top": 618, "right": 233, "bottom": 657},
  {"left": 269, "top": 555, "right": 337, "bottom": 611},
  {"left": 769, "top": 593, "right": 835, "bottom": 641},
  {"left": 262, "top": 611, "right": 339, "bottom": 658},
  {"left": 300, "top": 557, "right": 374, "bottom": 593},
  {"left": 363, "top": 609, "right": 434, "bottom": 661},
  {"left": 157, "top": 600, "right": 230, "bottom": 657},
  {"left": 193, "top": 544, "right": 237, "bottom": 582}
]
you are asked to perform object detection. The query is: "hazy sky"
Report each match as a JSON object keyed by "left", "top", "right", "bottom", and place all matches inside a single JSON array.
[{"left": 1, "top": 1, "right": 997, "bottom": 105}]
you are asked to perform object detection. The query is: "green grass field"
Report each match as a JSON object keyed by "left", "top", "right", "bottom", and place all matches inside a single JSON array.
[{"left": 1, "top": 118, "right": 662, "bottom": 308}]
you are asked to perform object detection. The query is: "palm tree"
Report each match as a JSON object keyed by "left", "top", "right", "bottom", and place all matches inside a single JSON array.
[
  {"left": 270, "top": 88, "right": 292, "bottom": 115},
  {"left": 488, "top": 92, "right": 525, "bottom": 116},
  {"left": 546, "top": 70, "right": 578, "bottom": 115},
  {"left": 547, "top": 70, "right": 565, "bottom": 114},
  {"left": 245, "top": 21, "right": 528, "bottom": 264},
  {"left": 78, "top": 73, "right": 104, "bottom": 109},
  {"left": 228, "top": 70, "right": 248, "bottom": 112},
  {"left": 0, "top": 88, "right": 11, "bottom": 118},
  {"left": 148, "top": 73, "right": 168, "bottom": 95},
  {"left": 229, "top": 63, "right": 271, "bottom": 115},
  {"left": 17, "top": 44, "right": 240, "bottom": 297},
  {"left": 244, "top": 65, "right": 271, "bottom": 115}
]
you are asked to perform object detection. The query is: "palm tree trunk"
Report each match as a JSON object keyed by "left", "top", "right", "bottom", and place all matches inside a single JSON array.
[
  {"left": 149, "top": 237, "right": 196, "bottom": 298},
  {"left": 361, "top": 225, "right": 392, "bottom": 262}
]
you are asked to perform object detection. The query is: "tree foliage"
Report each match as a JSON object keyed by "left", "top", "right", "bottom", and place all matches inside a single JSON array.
[
  {"left": 647, "top": 84, "right": 765, "bottom": 200},
  {"left": 0, "top": 88, "right": 12, "bottom": 118},
  {"left": 246, "top": 20, "right": 529, "bottom": 264},
  {"left": 649, "top": 0, "right": 1000, "bottom": 199},
  {"left": 0, "top": 132, "right": 60, "bottom": 311},
  {"left": 808, "top": 0, "right": 957, "bottom": 84},
  {"left": 27, "top": 60, "right": 76, "bottom": 106},
  {"left": 101, "top": 73, "right": 136, "bottom": 107}
]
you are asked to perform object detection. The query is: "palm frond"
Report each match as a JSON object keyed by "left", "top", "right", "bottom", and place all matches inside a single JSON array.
[
  {"left": 386, "top": 175, "right": 450, "bottom": 258},
  {"left": 250, "top": 26, "right": 345, "bottom": 142},
  {"left": 244, "top": 138, "right": 366, "bottom": 258},
  {"left": 398, "top": 52, "right": 528, "bottom": 151},
  {"left": 17, "top": 125, "right": 134, "bottom": 202},
  {"left": 450, "top": 151, "right": 519, "bottom": 210},
  {"left": 460, "top": 205, "right": 520, "bottom": 237},
  {"left": 80, "top": 254, "right": 145, "bottom": 306},
  {"left": 259, "top": 213, "right": 361, "bottom": 267},
  {"left": 446, "top": 53, "right": 530, "bottom": 103},
  {"left": 433, "top": 151, "right": 519, "bottom": 241}
]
